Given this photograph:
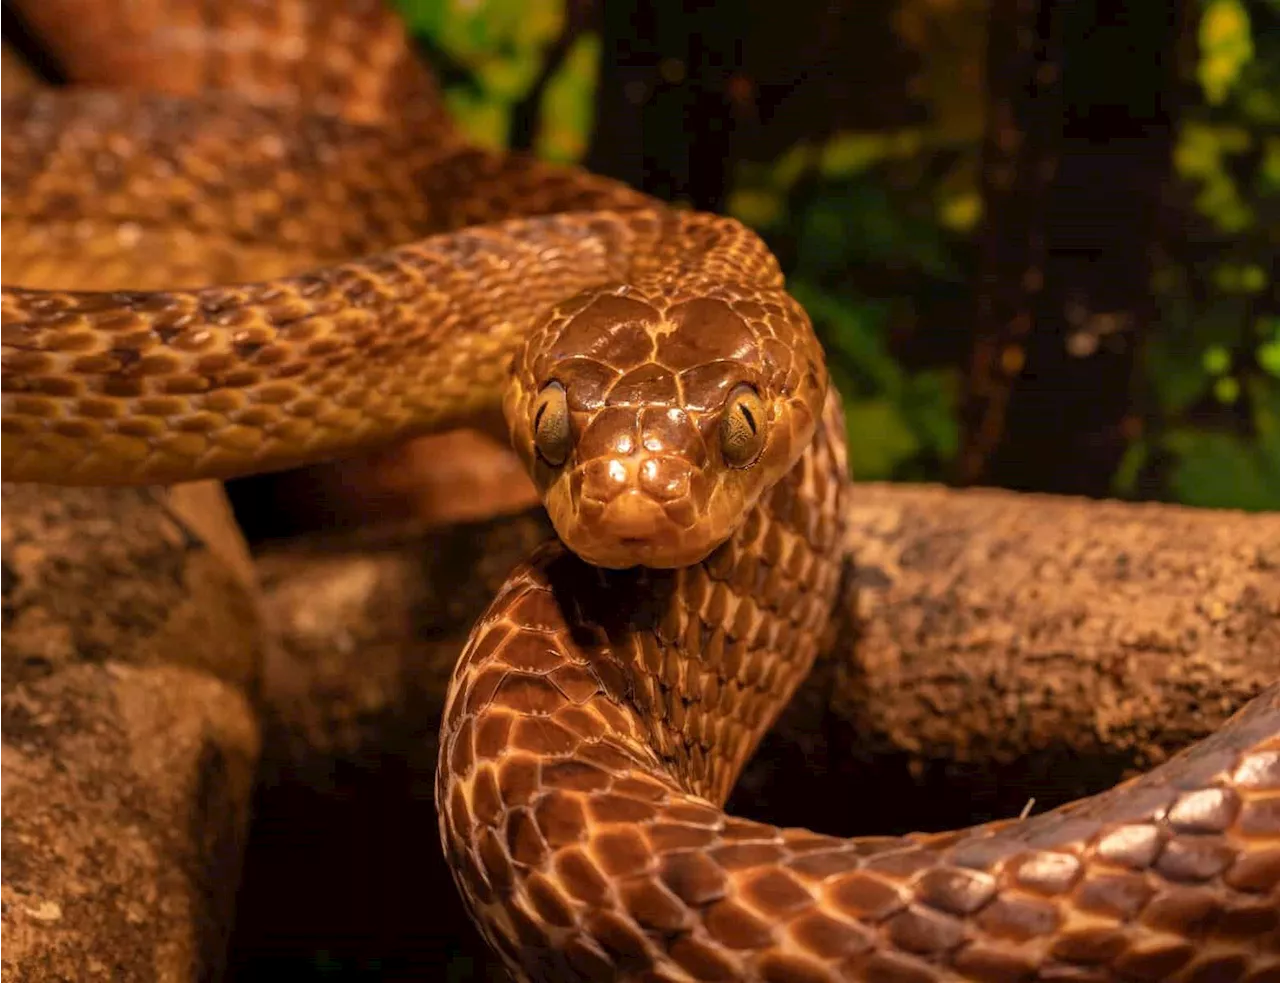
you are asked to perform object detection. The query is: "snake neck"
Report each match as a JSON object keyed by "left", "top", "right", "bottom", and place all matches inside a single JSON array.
[
  {"left": 546, "top": 387, "right": 850, "bottom": 805},
  {"left": 442, "top": 383, "right": 850, "bottom": 804},
  {"left": 436, "top": 390, "right": 851, "bottom": 975}
]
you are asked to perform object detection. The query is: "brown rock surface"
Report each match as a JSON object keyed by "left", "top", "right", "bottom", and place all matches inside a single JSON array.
[{"left": 2, "top": 484, "right": 265, "bottom": 982}]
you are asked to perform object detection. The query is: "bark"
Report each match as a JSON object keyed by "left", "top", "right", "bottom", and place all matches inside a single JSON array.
[
  {"left": 798, "top": 483, "right": 1280, "bottom": 832},
  {"left": 960, "top": 0, "right": 1182, "bottom": 494},
  {"left": 1, "top": 484, "right": 264, "bottom": 983},
  {"left": 839, "top": 484, "right": 1280, "bottom": 767}
]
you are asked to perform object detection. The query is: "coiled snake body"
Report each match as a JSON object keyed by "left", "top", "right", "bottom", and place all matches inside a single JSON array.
[{"left": 3, "top": 3, "right": 1278, "bottom": 981}]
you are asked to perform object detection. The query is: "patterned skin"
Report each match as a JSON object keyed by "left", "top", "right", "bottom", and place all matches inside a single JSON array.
[{"left": 3, "top": 2, "right": 1278, "bottom": 981}]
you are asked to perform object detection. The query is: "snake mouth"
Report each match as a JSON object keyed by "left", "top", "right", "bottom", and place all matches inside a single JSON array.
[
  {"left": 559, "top": 512, "right": 718, "bottom": 570},
  {"left": 559, "top": 490, "right": 699, "bottom": 569},
  {"left": 598, "top": 492, "right": 666, "bottom": 539},
  {"left": 570, "top": 537, "right": 713, "bottom": 571}
]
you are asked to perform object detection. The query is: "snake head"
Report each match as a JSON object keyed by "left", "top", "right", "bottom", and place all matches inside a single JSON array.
[{"left": 505, "top": 283, "right": 827, "bottom": 570}]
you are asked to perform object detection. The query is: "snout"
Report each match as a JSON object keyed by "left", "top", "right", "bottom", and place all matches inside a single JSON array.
[
  {"left": 558, "top": 455, "right": 712, "bottom": 569},
  {"left": 598, "top": 490, "right": 667, "bottom": 541}
]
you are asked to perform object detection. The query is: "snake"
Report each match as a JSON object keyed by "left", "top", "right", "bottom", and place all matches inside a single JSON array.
[{"left": 3, "top": 2, "right": 1278, "bottom": 981}]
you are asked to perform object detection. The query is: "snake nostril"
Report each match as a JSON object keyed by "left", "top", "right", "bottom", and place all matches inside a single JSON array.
[
  {"left": 606, "top": 459, "right": 628, "bottom": 488},
  {"left": 581, "top": 458, "right": 632, "bottom": 504}
]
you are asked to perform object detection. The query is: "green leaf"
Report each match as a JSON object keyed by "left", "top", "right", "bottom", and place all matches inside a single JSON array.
[
  {"left": 396, "top": 0, "right": 565, "bottom": 95},
  {"left": 937, "top": 191, "right": 982, "bottom": 232},
  {"left": 443, "top": 88, "right": 511, "bottom": 149},
  {"left": 765, "top": 142, "right": 816, "bottom": 192},
  {"left": 727, "top": 188, "right": 786, "bottom": 229},
  {"left": 1163, "top": 428, "right": 1280, "bottom": 511},
  {"left": 1202, "top": 344, "right": 1232, "bottom": 375},
  {"left": 534, "top": 32, "right": 600, "bottom": 162},
  {"left": 1198, "top": 0, "right": 1255, "bottom": 106},
  {"left": 1212, "top": 262, "right": 1268, "bottom": 293},
  {"left": 789, "top": 281, "right": 902, "bottom": 393},
  {"left": 792, "top": 281, "right": 959, "bottom": 473},
  {"left": 793, "top": 183, "right": 961, "bottom": 281},
  {"left": 474, "top": 55, "right": 536, "bottom": 100},
  {"left": 1239, "top": 80, "right": 1280, "bottom": 126},
  {"left": 818, "top": 130, "right": 923, "bottom": 179},
  {"left": 1248, "top": 374, "right": 1280, "bottom": 460},
  {"left": 394, "top": 0, "right": 445, "bottom": 34},
  {"left": 1258, "top": 337, "right": 1280, "bottom": 379},
  {"left": 1147, "top": 337, "right": 1211, "bottom": 414},
  {"left": 1112, "top": 440, "right": 1150, "bottom": 497},
  {"left": 1174, "top": 122, "right": 1255, "bottom": 231},
  {"left": 843, "top": 399, "right": 921, "bottom": 479},
  {"left": 900, "top": 368, "right": 961, "bottom": 459}
]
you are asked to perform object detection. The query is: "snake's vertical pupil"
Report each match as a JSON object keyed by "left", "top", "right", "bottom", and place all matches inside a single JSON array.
[
  {"left": 533, "top": 381, "right": 572, "bottom": 466},
  {"left": 720, "top": 384, "right": 766, "bottom": 468}
]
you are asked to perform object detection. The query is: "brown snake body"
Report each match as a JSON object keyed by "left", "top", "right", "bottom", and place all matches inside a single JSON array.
[{"left": 3, "top": 3, "right": 1278, "bottom": 981}]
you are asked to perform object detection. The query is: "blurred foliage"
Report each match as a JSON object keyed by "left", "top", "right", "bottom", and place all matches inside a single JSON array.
[
  {"left": 727, "top": 153, "right": 971, "bottom": 479},
  {"left": 396, "top": 0, "right": 598, "bottom": 159},
  {"left": 396, "top": 0, "right": 1278, "bottom": 507},
  {"left": 1120, "top": 0, "right": 1280, "bottom": 510}
]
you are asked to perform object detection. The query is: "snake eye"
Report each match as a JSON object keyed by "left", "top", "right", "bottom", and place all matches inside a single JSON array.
[
  {"left": 720, "top": 384, "right": 766, "bottom": 468},
  {"left": 533, "top": 381, "right": 572, "bottom": 466}
]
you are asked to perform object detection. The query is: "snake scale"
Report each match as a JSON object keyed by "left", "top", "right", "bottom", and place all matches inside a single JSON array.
[{"left": 3, "top": 2, "right": 1278, "bottom": 981}]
